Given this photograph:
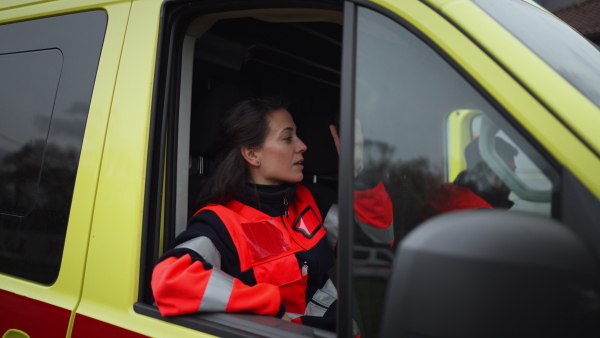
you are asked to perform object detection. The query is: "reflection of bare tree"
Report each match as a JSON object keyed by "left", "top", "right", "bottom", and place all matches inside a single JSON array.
[
  {"left": 0, "top": 140, "right": 78, "bottom": 283},
  {"left": 353, "top": 141, "right": 444, "bottom": 338},
  {"left": 1, "top": 140, "right": 45, "bottom": 215},
  {"left": 387, "top": 158, "right": 443, "bottom": 239},
  {"left": 358, "top": 140, "right": 444, "bottom": 243}
]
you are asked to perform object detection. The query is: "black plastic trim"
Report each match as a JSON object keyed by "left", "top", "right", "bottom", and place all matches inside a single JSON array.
[
  {"left": 134, "top": 302, "right": 336, "bottom": 338},
  {"left": 336, "top": 2, "right": 357, "bottom": 337},
  {"left": 561, "top": 167, "right": 600, "bottom": 265},
  {"left": 139, "top": 0, "right": 171, "bottom": 305}
]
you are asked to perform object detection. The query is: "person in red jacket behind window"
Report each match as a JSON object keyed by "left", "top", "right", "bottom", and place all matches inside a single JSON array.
[
  {"left": 151, "top": 97, "right": 393, "bottom": 333},
  {"left": 420, "top": 137, "right": 518, "bottom": 220}
]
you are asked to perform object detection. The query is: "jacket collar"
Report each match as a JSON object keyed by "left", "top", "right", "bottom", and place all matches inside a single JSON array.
[{"left": 238, "top": 183, "right": 297, "bottom": 217}]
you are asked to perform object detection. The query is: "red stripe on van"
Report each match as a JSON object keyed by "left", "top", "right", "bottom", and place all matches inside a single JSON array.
[
  {"left": 0, "top": 288, "right": 70, "bottom": 337},
  {"left": 71, "top": 313, "right": 149, "bottom": 337}
]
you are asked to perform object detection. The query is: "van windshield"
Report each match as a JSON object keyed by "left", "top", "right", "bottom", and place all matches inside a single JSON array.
[{"left": 472, "top": 0, "right": 600, "bottom": 109}]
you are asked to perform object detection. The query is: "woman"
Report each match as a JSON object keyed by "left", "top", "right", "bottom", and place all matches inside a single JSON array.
[{"left": 151, "top": 97, "right": 339, "bottom": 331}]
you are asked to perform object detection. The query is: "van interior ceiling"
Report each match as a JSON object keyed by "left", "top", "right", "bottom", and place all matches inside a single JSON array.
[{"left": 176, "top": 8, "right": 344, "bottom": 237}]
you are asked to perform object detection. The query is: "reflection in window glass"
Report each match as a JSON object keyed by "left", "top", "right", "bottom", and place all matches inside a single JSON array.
[
  {"left": 470, "top": 115, "right": 553, "bottom": 215},
  {"left": 352, "top": 7, "right": 559, "bottom": 337},
  {"left": 0, "top": 11, "right": 106, "bottom": 284},
  {"left": 0, "top": 50, "right": 62, "bottom": 215}
]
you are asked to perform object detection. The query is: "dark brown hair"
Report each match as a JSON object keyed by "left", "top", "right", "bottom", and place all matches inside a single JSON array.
[{"left": 195, "top": 97, "right": 288, "bottom": 207}]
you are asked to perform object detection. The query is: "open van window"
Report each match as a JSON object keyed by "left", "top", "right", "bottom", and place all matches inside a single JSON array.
[{"left": 138, "top": 2, "right": 343, "bottom": 336}]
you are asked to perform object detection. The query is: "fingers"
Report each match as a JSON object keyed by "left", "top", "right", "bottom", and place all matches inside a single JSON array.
[{"left": 329, "top": 124, "right": 340, "bottom": 156}]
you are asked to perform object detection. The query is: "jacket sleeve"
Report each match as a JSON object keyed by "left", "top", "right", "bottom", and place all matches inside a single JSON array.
[
  {"left": 353, "top": 180, "right": 394, "bottom": 246},
  {"left": 322, "top": 181, "right": 394, "bottom": 249},
  {"left": 151, "top": 211, "right": 285, "bottom": 318},
  {"left": 151, "top": 254, "right": 284, "bottom": 317}
]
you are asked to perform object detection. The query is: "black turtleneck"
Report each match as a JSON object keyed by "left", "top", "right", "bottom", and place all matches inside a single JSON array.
[{"left": 237, "top": 183, "right": 297, "bottom": 217}]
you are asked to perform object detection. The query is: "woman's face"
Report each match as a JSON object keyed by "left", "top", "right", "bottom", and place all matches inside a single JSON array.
[{"left": 250, "top": 109, "right": 307, "bottom": 185}]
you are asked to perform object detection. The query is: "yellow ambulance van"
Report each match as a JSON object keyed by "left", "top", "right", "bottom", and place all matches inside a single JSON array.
[{"left": 1, "top": 0, "right": 599, "bottom": 337}]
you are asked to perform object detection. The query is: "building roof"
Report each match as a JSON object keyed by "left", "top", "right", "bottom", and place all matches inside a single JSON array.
[{"left": 553, "top": 0, "right": 600, "bottom": 39}]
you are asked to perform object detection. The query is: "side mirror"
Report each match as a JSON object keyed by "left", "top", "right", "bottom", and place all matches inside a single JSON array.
[{"left": 380, "top": 211, "right": 600, "bottom": 338}]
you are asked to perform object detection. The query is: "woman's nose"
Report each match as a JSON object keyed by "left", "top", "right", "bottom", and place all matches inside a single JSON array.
[{"left": 297, "top": 138, "right": 307, "bottom": 153}]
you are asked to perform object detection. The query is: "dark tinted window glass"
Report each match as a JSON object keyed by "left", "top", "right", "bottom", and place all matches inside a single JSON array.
[
  {"left": 0, "top": 50, "right": 63, "bottom": 214},
  {"left": 472, "top": 0, "right": 600, "bottom": 108},
  {"left": 0, "top": 11, "right": 107, "bottom": 284},
  {"left": 351, "top": 7, "right": 559, "bottom": 336}
]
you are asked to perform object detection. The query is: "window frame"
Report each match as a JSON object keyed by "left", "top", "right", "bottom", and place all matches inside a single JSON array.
[
  {"left": 341, "top": 0, "right": 569, "bottom": 335},
  {"left": 138, "top": 1, "right": 343, "bottom": 336}
]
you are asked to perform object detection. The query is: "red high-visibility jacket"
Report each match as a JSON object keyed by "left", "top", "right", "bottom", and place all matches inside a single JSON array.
[
  {"left": 152, "top": 184, "right": 338, "bottom": 330},
  {"left": 151, "top": 182, "right": 393, "bottom": 332},
  {"left": 420, "top": 183, "right": 493, "bottom": 220}
]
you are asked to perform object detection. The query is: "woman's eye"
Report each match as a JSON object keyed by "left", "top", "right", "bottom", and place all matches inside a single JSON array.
[{"left": 284, "top": 137, "right": 293, "bottom": 142}]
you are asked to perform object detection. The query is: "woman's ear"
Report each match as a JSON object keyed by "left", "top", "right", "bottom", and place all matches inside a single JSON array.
[{"left": 241, "top": 146, "right": 260, "bottom": 167}]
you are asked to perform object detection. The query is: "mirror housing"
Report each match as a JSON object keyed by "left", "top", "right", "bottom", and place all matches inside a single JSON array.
[{"left": 381, "top": 211, "right": 600, "bottom": 338}]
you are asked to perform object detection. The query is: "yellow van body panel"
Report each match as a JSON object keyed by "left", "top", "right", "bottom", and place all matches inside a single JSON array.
[
  {"left": 0, "top": 0, "right": 128, "bottom": 22},
  {"left": 71, "top": 0, "right": 215, "bottom": 335},
  {"left": 432, "top": 0, "right": 600, "bottom": 151},
  {"left": 447, "top": 109, "right": 482, "bottom": 181},
  {"left": 0, "top": 0, "right": 131, "bottom": 329}
]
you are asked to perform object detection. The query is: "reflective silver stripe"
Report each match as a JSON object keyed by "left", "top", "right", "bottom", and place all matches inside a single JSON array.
[
  {"left": 286, "top": 312, "right": 303, "bottom": 320},
  {"left": 314, "top": 278, "right": 337, "bottom": 304},
  {"left": 199, "top": 268, "right": 234, "bottom": 312},
  {"left": 305, "top": 301, "right": 327, "bottom": 317},
  {"left": 175, "top": 236, "right": 222, "bottom": 269},
  {"left": 322, "top": 204, "right": 339, "bottom": 250},
  {"left": 305, "top": 278, "right": 338, "bottom": 317},
  {"left": 356, "top": 215, "right": 394, "bottom": 245},
  {"left": 323, "top": 278, "right": 338, "bottom": 297}
]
